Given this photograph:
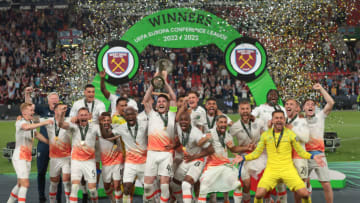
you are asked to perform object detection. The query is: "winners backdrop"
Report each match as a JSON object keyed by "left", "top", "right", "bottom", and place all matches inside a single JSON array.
[{"left": 95, "top": 8, "right": 275, "bottom": 107}]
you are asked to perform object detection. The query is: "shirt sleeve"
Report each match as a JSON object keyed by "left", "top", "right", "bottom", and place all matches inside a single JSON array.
[
  {"left": 69, "top": 102, "right": 77, "bottom": 118},
  {"left": 251, "top": 106, "right": 260, "bottom": 117},
  {"left": 292, "top": 120, "right": 310, "bottom": 143},
  {"left": 244, "top": 132, "right": 266, "bottom": 161},
  {"left": 290, "top": 131, "right": 312, "bottom": 159}
]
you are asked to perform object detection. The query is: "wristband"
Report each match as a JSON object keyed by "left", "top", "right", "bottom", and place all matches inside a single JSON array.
[{"left": 169, "top": 106, "right": 177, "bottom": 112}]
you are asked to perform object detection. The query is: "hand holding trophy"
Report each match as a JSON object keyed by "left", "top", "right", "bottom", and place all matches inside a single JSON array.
[{"left": 151, "top": 59, "right": 173, "bottom": 91}]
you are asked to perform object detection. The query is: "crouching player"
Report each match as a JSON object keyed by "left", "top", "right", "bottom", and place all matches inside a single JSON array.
[
  {"left": 170, "top": 112, "right": 214, "bottom": 203},
  {"left": 112, "top": 106, "right": 148, "bottom": 202},
  {"left": 59, "top": 107, "right": 100, "bottom": 203},
  {"left": 8, "top": 103, "right": 50, "bottom": 203},
  {"left": 232, "top": 110, "right": 325, "bottom": 203},
  {"left": 197, "top": 115, "right": 253, "bottom": 203},
  {"left": 98, "top": 112, "right": 125, "bottom": 202},
  {"left": 44, "top": 104, "right": 72, "bottom": 203}
]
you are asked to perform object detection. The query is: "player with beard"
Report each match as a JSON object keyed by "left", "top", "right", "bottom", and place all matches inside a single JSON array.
[
  {"left": 204, "top": 97, "right": 232, "bottom": 132},
  {"left": 170, "top": 112, "right": 214, "bottom": 203},
  {"left": 112, "top": 106, "right": 148, "bottom": 203},
  {"left": 98, "top": 112, "right": 124, "bottom": 203},
  {"left": 232, "top": 110, "right": 325, "bottom": 203},
  {"left": 197, "top": 115, "right": 253, "bottom": 203},
  {"left": 70, "top": 84, "right": 106, "bottom": 199},
  {"left": 229, "top": 100, "right": 266, "bottom": 203},
  {"left": 59, "top": 107, "right": 101, "bottom": 203},
  {"left": 303, "top": 83, "right": 335, "bottom": 203},
  {"left": 100, "top": 71, "right": 138, "bottom": 116},
  {"left": 43, "top": 104, "right": 72, "bottom": 203},
  {"left": 252, "top": 89, "right": 287, "bottom": 202},
  {"left": 7, "top": 103, "right": 50, "bottom": 203},
  {"left": 284, "top": 99, "right": 310, "bottom": 203},
  {"left": 142, "top": 70, "right": 177, "bottom": 203}
]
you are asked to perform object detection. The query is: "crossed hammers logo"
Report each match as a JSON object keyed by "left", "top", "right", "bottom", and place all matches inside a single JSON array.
[
  {"left": 111, "top": 57, "right": 126, "bottom": 72},
  {"left": 238, "top": 54, "right": 254, "bottom": 69}
]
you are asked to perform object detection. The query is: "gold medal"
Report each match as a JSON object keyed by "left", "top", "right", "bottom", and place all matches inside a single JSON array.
[
  {"left": 182, "top": 146, "right": 186, "bottom": 152},
  {"left": 164, "top": 126, "right": 167, "bottom": 130},
  {"left": 81, "top": 141, "right": 85, "bottom": 146},
  {"left": 55, "top": 136, "right": 59, "bottom": 141},
  {"left": 113, "top": 144, "right": 117, "bottom": 150},
  {"left": 88, "top": 119, "right": 92, "bottom": 123}
]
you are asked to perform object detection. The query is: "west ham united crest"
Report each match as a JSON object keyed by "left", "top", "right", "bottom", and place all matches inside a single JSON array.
[
  {"left": 97, "top": 40, "right": 139, "bottom": 85},
  {"left": 235, "top": 49, "right": 257, "bottom": 72},
  {"left": 107, "top": 52, "right": 129, "bottom": 75},
  {"left": 225, "top": 37, "right": 267, "bottom": 82}
]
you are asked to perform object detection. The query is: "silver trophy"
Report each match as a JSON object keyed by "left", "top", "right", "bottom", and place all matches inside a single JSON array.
[{"left": 151, "top": 59, "right": 173, "bottom": 90}]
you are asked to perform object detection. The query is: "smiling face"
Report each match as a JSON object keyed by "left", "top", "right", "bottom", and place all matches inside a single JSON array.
[
  {"left": 77, "top": 109, "right": 89, "bottom": 126},
  {"left": 179, "top": 112, "right": 191, "bottom": 132},
  {"left": 303, "top": 99, "right": 316, "bottom": 117},
  {"left": 267, "top": 90, "right": 279, "bottom": 106},
  {"left": 272, "top": 111, "right": 285, "bottom": 132},
  {"left": 285, "top": 99, "right": 298, "bottom": 118},
  {"left": 124, "top": 107, "right": 137, "bottom": 126},
  {"left": 84, "top": 87, "right": 95, "bottom": 103},
  {"left": 205, "top": 99, "right": 217, "bottom": 116},
  {"left": 239, "top": 103, "right": 251, "bottom": 122},
  {"left": 216, "top": 117, "right": 228, "bottom": 134},
  {"left": 187, "top": 93, "right": 199, "bottom": 109},
  {"left": 156, "top": 96, "right": 169, "bottom": 114},
  {"left": 22, "top": 105, "right": 35, "bottom": 121}
]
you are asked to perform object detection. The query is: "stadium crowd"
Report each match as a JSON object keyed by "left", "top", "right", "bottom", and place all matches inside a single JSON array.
[{"left": 0, "top": 8, "right": 360, "bottom": 110}]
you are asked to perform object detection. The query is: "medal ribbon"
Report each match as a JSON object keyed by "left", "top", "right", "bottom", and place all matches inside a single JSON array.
[
  {"left": 54, "top": 118, "right": 60, "bottom": 138},
  {"left": 30, "top": 120, "right": 34, "bottom": 139},
  {"left": 240, "top": 120, "right": 252, "bottom": 139},
  {"left": 216, "top": 130, "right": 226, "bottom": 149},
  {"left": 286, "top": 114, "right": 297, "bottom": 124},
  {"left": 84, "top": 99, "right": 95, "bottom": 113},
  {"left": 206, "top": 115, "right": 217, "bottom": 129},
  {"left": 79, "top": 124, "right": 89, "bottom": 142},
  {"left": 181, "top": 125, "right": 191, "bottom": 147},
  {"left": 159, "top": 112, "right": 168, "bottom": 129},
  {"left": 272, "top": 128, "right": 284, "bottom": 149},
  {"left": 128, "top": 122, "right": 138, "bottom": 141}
]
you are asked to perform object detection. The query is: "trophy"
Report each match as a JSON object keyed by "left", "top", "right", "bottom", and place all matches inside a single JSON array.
[{"left": 151, "top": 59, "right": 173, "bottom": 90}]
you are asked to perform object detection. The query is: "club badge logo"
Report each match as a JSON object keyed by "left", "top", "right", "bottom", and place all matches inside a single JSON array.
[
  {"left": 107, "top": 52, "right": 129, "bottom": 76},
  {"left": 235, "top": 49, "right": 256, "bottom": 72}
]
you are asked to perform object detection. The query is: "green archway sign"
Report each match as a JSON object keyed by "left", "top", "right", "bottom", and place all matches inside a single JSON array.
[{"left": 94, "top": 8, "right": 277, "bottom": 107}]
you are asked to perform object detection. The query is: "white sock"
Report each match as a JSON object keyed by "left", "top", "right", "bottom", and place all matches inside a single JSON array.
[
  {"left": 17, "top": 187, "right": 28, "bottom": 203},
  {"left": 63, "top": 181, "right": 71, "bottom": 203},
  {"left": 49, "top": 181, "right": 58, "bottom": 203},
  {"left": 89, "top": 188, "right": 98, "bottom": 203},
  {"left": 170, "top": 181, "right": 182, "bottom": 202},
  {"left": 233, "top": 187, "right": 243, "bottom": 203},
  {"left": 123, "top": 193, "right": 131, "bottom": 203},
  {"left": 243, "top": 192, "right": 251, "bottom": 203},
  {"left": 160, "top": 184, "right": 170, "bottom": 203},
  {"left": 70, "top": 184, "right": 79, "bottom": 203},
  {"left": 144, "top": 183, "right": 156, "bottom": 202},
  {"left": 114, "top": 189, "right": 123, "bottom": 203},
  {"left": 181, "top": 181, "right": 192, "bottom": 203},
  {"left": 7, "top": 185, "right": 19, "bottom": 203},
  {"left": 198, "top": 194, "right": 207, "bottom": 203}
]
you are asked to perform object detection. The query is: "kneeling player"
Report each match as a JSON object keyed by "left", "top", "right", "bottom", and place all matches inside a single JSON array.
[
  {"left": 170, "top": 112, "right": 213, "bottom": 203},
  {"left": 99, "top": 112, "right": 125, "bottom": 202},
  {"left": 8, "top": 103, "right": 50, "bottom": 203},
  {"left": 59, "top": 107, "right": 100, "bottom": 203}
]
